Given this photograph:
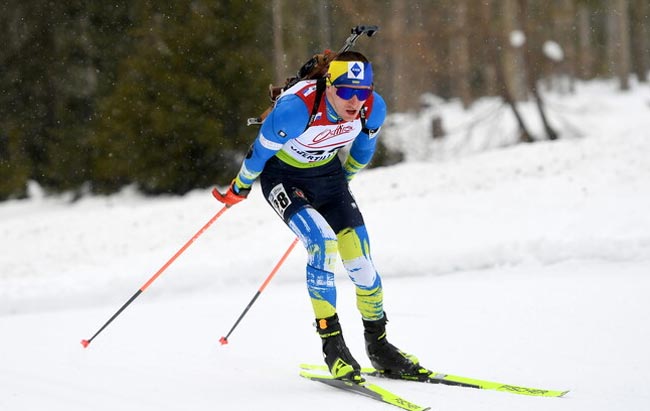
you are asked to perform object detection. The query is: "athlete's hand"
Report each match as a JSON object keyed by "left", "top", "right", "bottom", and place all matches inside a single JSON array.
[{"left": 212, "top": 181, "right": 250, "bottom": 207}]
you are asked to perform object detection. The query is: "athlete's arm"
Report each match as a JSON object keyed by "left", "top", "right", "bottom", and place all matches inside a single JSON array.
[
  {"left": 343, "top": 92, "right": 387, "bottom": 181},
  {"left": 234, "top": 95, "right": 309, "bottom": 189}
]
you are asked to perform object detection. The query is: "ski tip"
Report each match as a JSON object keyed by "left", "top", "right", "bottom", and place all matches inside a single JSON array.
[
  {"left": 80, "top": 339, "right": 90, "bottom": 348},
  {"left": 559, "top": 390, "right": 570, "bottom": 397},
  {"left": 219, "top": 336, "right": 228, "bottom": 345}
]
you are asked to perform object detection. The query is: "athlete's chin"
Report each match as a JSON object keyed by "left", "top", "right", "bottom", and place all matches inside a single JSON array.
[{"left": 342, "top": 110, "right": 359, "bottom": 121}]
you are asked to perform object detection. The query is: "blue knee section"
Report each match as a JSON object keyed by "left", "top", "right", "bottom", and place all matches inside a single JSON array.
[
  {"left": 306, "top": 263, "right": 337, "bottom": 309},
  {"left": 288, "top": 207, "right": 337, "bottom": 270}
]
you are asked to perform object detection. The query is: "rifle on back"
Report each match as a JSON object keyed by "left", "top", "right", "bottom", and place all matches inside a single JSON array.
[{"left": 247, "top": 25, "right": 379, "bottom": 127}]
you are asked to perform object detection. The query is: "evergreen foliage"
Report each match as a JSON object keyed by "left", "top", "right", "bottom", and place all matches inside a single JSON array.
[
  {"left": 91, "top": 1, "right": 270, "bottom": 194},
  {"left": 0, "top": 1, "right": 137, "bottom": 199},
  {"left": 0, "top": 0, "right": 270, "bottom": 198}
]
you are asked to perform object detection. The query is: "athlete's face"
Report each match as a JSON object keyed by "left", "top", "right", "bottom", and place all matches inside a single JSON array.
[{"left": 326, "top": 85, "right": 371, "bottom": 122}]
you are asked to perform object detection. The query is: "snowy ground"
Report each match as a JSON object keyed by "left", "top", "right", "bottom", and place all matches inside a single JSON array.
[{"left": 1, "top": 80, "right": 649, "bottom": 410}]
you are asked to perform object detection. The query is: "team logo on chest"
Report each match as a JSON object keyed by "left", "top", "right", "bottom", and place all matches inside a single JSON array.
[{"left": 312, "top": 124, "right": 355, "bottom": 144}]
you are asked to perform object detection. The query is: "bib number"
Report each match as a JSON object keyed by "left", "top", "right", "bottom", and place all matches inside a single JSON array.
[{"left": 268, "top": 184, "right": 292, "bottom": 217}]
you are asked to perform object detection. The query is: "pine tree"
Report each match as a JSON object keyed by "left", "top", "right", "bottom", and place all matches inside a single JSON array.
[{"left": 90, "top": 1, "right": 271, "bottom": 194}]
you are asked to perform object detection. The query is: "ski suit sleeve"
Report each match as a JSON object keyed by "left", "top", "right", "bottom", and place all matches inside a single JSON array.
[
  {"left": 234, "top": 95, "right": 309, "bottom": 189},
  {"left": 343, "top": 92, "right": 387, "bottom": 181}
]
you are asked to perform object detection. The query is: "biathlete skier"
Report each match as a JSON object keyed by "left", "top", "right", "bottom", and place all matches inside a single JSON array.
[{"left": 214, "top": 50, "right": 427, "bottom": 382}]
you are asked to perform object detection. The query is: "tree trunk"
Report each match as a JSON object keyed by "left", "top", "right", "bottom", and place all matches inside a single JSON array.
[
  {"left": 631, "top": 0, "right": 649, "bottom": 82},
  {"left": 518, "top": 0, "right": 558, "bottom": 140},
  {"left": 487, "top": 1, "right": 533, "bottom": 143},
  {"left": 576, "top": 3, "right": 595, "bottom": 79},
  {"left": 316, "top": 2, "right": 331, "bottom": 51},
  {"left": 552, "top": 0, "right": 577, "bottom": 93},
  {"left": 500, "top": 0, "right": 528, "bottom": 101},
  {"left": 479, "top": 0, "right": 498, "bottom": 96},
  {"left": 607, "top": 0, "right": 632, "bottom": 90},
  {"left": 389, "top": 0, "right": 408, "bottom": 112},
  {"left": 450, "top": 0, "right": 471, "bottom": 108},
  {"left": 271, "top": 0, "right": 285, "bottom": 84}
]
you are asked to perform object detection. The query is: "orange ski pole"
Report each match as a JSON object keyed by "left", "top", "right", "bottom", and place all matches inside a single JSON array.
[
  {"left": 81, "top": 205, "right": 230, "bottom": 348},
  {"left": 219, "top": 237, "right": 299, "bottom": 345}
]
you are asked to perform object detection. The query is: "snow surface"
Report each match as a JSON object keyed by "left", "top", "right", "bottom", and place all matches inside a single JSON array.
[{"left": 1, "top": 80, "right": 650, "bottom": 411}]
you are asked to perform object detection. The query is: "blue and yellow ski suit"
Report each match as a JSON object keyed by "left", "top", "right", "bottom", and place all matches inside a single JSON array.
[{"left": 234, "top": 79, "right": 387, "bottom": 321}]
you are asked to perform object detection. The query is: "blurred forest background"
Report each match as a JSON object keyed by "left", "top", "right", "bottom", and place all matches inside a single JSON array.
[{"left": 1, "top": 0, "right": 648, "bottom": 200}]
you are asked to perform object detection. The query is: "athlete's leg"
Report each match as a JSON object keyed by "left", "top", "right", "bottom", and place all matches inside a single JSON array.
[
  {"left": 260, "top": 160, "right": 362, "bottom": 379},
  {"left": 314, "top": 174, "right": 384, "bottom": 321},
  {"left": 269, "top": 190, "right": 360, "bottom": 380},
  {"left": 336, "top": 225, "right": 384, "bottom": 321},
  {"left": 287, "top": 206, "right": 339, "bottom": 319}
]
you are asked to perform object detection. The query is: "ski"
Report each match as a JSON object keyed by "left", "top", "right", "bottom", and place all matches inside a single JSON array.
[
  {"left": 301, "top": 363, "right": 569, "bottom": 398},
  {"left": 300, "top": 369, "right": 431, "bottom": 411}
]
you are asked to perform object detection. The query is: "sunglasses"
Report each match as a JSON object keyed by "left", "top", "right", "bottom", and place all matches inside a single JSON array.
[{"left": 334, "top": 86, "right": 373, "bottom": 101}]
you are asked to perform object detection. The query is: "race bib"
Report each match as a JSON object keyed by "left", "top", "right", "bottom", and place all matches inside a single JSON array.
[{"left": 268, "top": 184, "right": 292, "bottom": 217}]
